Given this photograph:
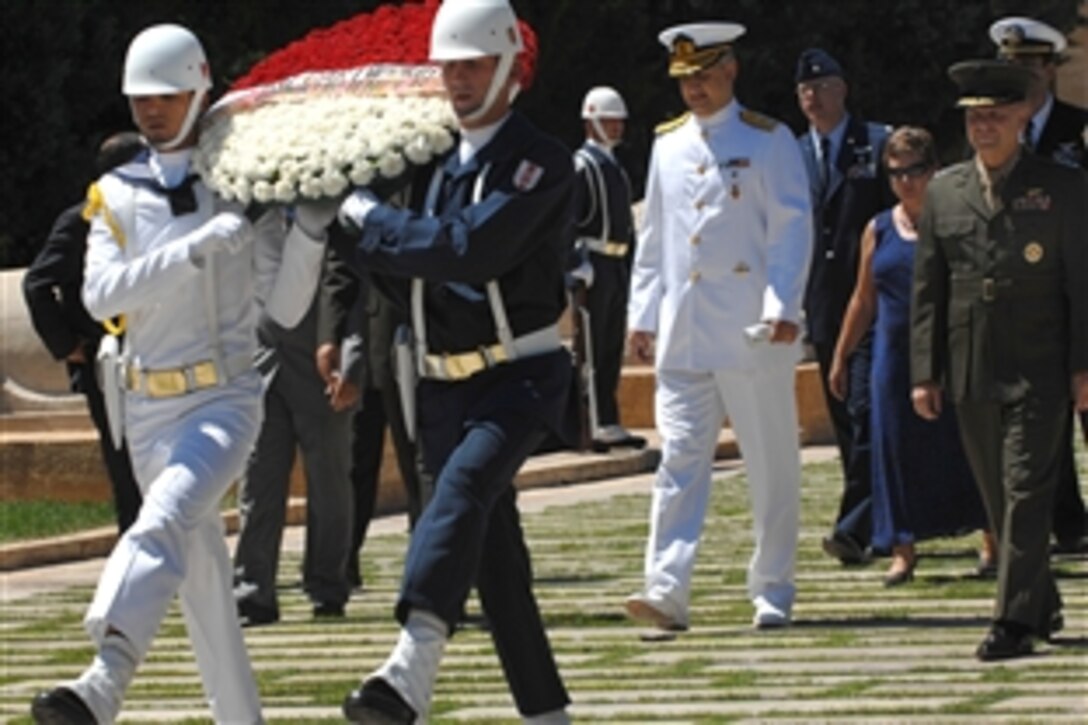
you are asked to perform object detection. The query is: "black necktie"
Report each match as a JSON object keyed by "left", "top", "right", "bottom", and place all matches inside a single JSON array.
[
  {"left": 1024, "top": 119, "right": 1035, "bottom": 151},
  {"left": 819, "top": 136, "right": 832, "bottom": 200},
  {"left": 167, "top": 174, "right": 199, "bottom": 216}
]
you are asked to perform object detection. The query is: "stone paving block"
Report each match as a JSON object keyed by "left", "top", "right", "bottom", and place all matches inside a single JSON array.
[{"left": 2, "top": 450, "right": 1085, "bottom": 722}]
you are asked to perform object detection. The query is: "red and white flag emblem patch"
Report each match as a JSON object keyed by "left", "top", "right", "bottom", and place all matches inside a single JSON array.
[{"left": 513, "top": 160, "right": 543, "bottom": 191}]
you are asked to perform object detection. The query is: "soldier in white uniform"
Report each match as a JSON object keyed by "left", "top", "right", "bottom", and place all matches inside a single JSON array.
[
  {"left": 31, "top": 24, "right": 332, "bottom": 725},
  {"left": 625, "top": 22, "right": 813, "bottom": 632}
]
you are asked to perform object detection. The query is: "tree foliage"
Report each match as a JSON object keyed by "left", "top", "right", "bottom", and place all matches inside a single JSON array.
[{"left": 0, "top": 0, "right": 1081, "bottom": 267}]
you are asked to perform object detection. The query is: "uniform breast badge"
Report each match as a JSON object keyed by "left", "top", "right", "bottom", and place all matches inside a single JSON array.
[
  {"left": 1053, "top": 142, "right": 1084, "bottom": 169},
  {"left": 1011, "top": 188, "right": 1052, "bottom": 212},
  {"left": 721, "top": 158, "right": 748, "bottom": 199},
  {"left": 847, "top": 144, "right": 875, "bottom": 179},
  {"left": 1023, "top": 241, "right": 1044, "bottom": 264}
]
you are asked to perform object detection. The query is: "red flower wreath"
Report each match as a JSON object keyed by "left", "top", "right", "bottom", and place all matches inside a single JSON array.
[{"left": 231, "top": 0, "right": 539, "bottom": 92}]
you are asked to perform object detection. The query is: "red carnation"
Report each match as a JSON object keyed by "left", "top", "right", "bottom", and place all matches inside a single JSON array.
[{"left": 232, "top": 0, "right": 538, "bottom": 92}]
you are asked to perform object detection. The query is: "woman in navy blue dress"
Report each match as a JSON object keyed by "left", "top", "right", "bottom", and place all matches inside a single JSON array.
[{"left": 829, "top": 127, "right": 995, "bottom": 586}]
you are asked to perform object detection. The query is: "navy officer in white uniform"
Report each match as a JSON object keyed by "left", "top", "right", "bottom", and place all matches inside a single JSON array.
[
  {"left": 625, "top": 22, "right": 813, "bottom": 632},
  {"left": 31, "top": 24, "right": 330, "bottom": 725}
]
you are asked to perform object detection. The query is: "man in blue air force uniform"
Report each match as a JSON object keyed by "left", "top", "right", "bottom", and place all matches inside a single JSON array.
[
  {"left": 625, "top": 22, "right": 813, "bottom": 633},
  {"left": 333, "top": 1, "right": 574, "bottom": 722},
  {"left": 795, "top": 48, "right": 894, "bottom": 565}
]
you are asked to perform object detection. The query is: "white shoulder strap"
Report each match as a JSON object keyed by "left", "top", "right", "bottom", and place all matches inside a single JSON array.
[
  {"left": 413, "top": 162, "right": 516, "bottom": 363},
  {"left": 575, "top": 148, "right": 610, "bottom": 243}
]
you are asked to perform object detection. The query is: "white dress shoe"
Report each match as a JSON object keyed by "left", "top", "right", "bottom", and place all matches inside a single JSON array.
[
  {"left": 624, "top": 593, "right": 688, "bottom": 631},
  {"left": 752, "top": 595, "right": 790, "bottom": 629}
]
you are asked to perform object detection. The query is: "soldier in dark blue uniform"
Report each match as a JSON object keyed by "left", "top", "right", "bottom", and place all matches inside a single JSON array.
[
  {"left": 795, "top": 48, "right": 895, "bottom": 564},
  {"left": 22, "top": 131, "right": 145, "bottom": 534},
  {"left": 911, "top": 59, "right": 1088, "bottom": 661},
  {"left": 991, "top": 16, "right": 1088, "bottom": 554},
  {"left": 571, "top": 86, "right": 645, "bottom": 450},
  {"left": 336, "top": 1, "right": 573, "bottom": 722}
]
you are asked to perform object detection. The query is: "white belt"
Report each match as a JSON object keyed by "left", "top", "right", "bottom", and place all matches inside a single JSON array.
[
  {"left": 125, "top": 352, "right": 253, "bottom": 398},
  {"left": 421, "top": 324, "right": 561, "bottom": 381}
]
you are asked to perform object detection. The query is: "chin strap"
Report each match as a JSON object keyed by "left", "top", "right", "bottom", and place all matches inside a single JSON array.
[
  {"left": 589, "top": 118, "right": 619, "bottom": 149},
  {"left": 139, "top": 89, "right": 206, "bottom": 152},
  {"left": 461, "top": 53, "right": 518, "bottom": 126}
]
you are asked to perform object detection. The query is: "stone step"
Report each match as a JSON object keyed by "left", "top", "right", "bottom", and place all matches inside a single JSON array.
[
  {"left": 0, "top": 362, "right": 830, "bottom": 505},
  {"left": 0, "top": 428, "right": 738, "bottom": 571}
]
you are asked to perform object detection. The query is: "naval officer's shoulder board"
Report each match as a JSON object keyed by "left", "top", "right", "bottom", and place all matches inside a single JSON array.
[
  {"left": 739, "top": 109, "right": 777, "bottom": 132},
  {"left": 655, "top": 112, "right": 691, "bottom": 136}
]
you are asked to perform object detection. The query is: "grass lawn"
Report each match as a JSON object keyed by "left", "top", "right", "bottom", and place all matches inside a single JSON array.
[{"left": 0, "top": 500, "right": 118, "bottom": 543}]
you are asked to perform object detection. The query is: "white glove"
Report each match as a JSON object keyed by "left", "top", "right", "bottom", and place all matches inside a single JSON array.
[
  {"left": 188, "top": 211, "right": 254, "bottom": 263},
  {"left": 294, "top": 197, "right": 341, "bottom": 239},
  {"left": 570, "top": 258, "right": 595, "bottom": 289},
  {"left": 338, "top": 188, "right": 379, "bottom": 231},
  {"left": 744, "top": 322, "right": 773, "bottom": 345}
]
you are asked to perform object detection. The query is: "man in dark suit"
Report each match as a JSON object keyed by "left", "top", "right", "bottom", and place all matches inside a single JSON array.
[
  {"left": 795, "top": 48, "right": 894, "bottom": 564},
  {"left": 991, "top": 15, "right": 1088, "bottom": 554},
  {"left": 233, "top": 243, "right": 356, "bottom": 626},
  {"left": 22, "top": 131, "right": 145, "bottom": 534},
  {"left": 911, "top": 60, "right": 1088, "bottom": 661},
  {"left": 318, "top": 238, "right": 431, "bottom": 589}
]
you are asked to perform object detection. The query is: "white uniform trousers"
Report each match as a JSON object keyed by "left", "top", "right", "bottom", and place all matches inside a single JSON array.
[
  {"left": 643, "top": 361, "right": 801, "bottom": 622},
  {"left": 85, "top": 375, "right": 265, "bottom": 724}
]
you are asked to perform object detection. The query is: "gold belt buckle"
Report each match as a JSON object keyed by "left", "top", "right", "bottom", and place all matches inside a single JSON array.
[
  {"left": 145, "top": 368, "right": 187, "bottom": 398},
  {"left": 442, "top": 353, "right": 478, "bottom": 380},
  {"left": 191, "top": 361, "right": 219, "bottom": 389},
  {"left": 982, "top": 278, "right": 995, "bottom": 302},
  {"left": 132, "top": 360, "right": 220, "bottom": 398}
]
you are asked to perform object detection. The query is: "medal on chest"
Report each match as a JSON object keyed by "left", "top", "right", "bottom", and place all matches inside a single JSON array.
[{"left": 720, "top": 157, "right": 749, "bottom": 199}]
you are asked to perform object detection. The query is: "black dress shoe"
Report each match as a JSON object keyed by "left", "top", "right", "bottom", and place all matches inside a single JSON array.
[
  {"left": 821, "top": 532, "right": 869, "bottom": 566},
  {"left": 976, "top": 625, "right": 1034, "bottom": 662},
  {"left": 611, "top": 433, "right": 648, "bottom": 449},
  {"left": 31, "top": 686, "right": 97, "bottom": 724},
  {"left": 1051, "top": 535, "right": 1088, "bottom": 555},
  {"left": 1046, "top": 611, "right": 1064, "bottom": 642},
  {"left": 237, "top": 599, "right": 279, "bottom": 628},
  {"left": 343, "top": 677, "right": 416, "bottom": 724},
  {"left": 312, "top": 601, "right": 346, "bottom": 619}
]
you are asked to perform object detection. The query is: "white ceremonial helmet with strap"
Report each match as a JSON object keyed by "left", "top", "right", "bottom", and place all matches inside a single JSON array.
[
  {"left": 581, "top": 86, "right": 628, "bottom": 148},
  {"left": 430, "top": 0, "right": 523, "bottom": 124},
  {"left": 123, "top": 24, "right": 212, "bottom": 151}
]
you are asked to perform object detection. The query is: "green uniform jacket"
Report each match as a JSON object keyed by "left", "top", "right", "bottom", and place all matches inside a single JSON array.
[{"left": 911, "top": 153, "right": 1088, "bottom": 403}]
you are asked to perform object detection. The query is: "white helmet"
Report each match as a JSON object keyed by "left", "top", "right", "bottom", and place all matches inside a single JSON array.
[
  {"left": 123, "top": 24, "right": 211, "bottom": 151},
  {"left": 123, "top": 24, "right": 211, "bottom": 96},
  {"left": 430, "top": 0, "right": 523, "bottom": 124},
  {"left": 430, "top": 0, "right": 523, "bottom": 61},
  {"left": 582, "top": 86, "right": 628, "bottom": 120},
  {"left": 582, "top": 86, "right": 627, "bottom": 147}
]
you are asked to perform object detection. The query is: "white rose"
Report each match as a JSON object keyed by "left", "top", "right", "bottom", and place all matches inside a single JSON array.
[
  {"left": 378, "top": 150, "right": 406, "bottom": 179},
  {"left": 321, "top": 169, "right": 349, "bottom": 197},
  {"left": 349, "top": 163, "right": 375, "bottom": 187},
  {"left": 252, "top": 180, "right": 274, "bottom": 204},
  {"left": 273, "top": 179, "right": 296, "bottom": 203},
  {"left": 404, "top": 135, "right": 432, "bottom": 165}
]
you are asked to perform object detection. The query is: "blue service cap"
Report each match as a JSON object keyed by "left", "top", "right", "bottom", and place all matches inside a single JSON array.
[{"left": 795, "top": 48, "right": 844, "bottom": 83}]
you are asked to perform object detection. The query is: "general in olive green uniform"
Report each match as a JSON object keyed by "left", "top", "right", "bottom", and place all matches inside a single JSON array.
[{"left": 911, "top": 60, "right": 1088, "bottom": 660}]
